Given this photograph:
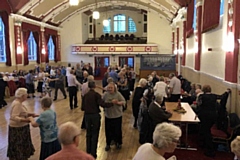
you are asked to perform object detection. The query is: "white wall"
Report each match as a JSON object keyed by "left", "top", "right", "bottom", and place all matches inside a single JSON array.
[
  {"left": 95, "top": 10, "right": 143, "bottom": 37},
  {"left": 81, "top": 13, "right": 89, "bottom": 44},
  {"left": 147, "top": 12, "right": 172, "bottom": 54}
]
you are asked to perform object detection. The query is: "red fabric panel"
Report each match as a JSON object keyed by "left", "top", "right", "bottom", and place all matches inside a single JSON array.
[
  {"left": 182, "top": 21, "right": 187, "bottom": 66},
  {"left": 186, "top": 0, "right": 194, "bottom": 38},
  {"left": 44, "top": 28, "right": 58, "bottom": 62},
  {"left": 57, "top": 35, "right": 61, "bottom": 61},
  {"left": 195, "top": 5, "right": 202, "bottom": 71},
  {"left": 14, "top": 25, "right": 22, "bottom": 64},
  {"left": 44, "top": 28, "right": 57, "bottom": 36},
  {"left": 22, "top": 31, "right": 30, "bottom": 65},
  {"left": 202, "top": 0, "right": 220, "bottom": 33},
  {"left": 22, "top": 22, "right": 40, "bottom": 32},
  {"left": 225, "top": 0, "right": 240, "bottom": 83},
  {"left": 0, "top": 0, "right": 12, "bottom": 14},
  {"left": 32, "top": 32, "right": 40, "bottom": 64},
  {"left": 0, "top": 11, "right": 11, "bottom": 66}
]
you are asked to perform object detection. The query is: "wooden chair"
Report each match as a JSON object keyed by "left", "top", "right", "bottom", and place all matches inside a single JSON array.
[{"left": 211, "top": 116, "right": 240, "bottom": 149}]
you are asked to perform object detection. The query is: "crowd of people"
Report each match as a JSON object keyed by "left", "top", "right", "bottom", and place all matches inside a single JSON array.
[{"left": 4, "top": 61, "right": 240, "bottom": 160}]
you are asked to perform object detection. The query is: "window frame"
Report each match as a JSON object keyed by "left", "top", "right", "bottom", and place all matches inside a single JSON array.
[
  {"left": 0, "top": 17, "right": 6, "bottom": 62},
  {"left": 48, "top": 36, "right": 55, "bottom": 61},
  {"left": 27, "top": 31, "right": 37, "bottom": 61},
  {"left": 113, "top": 14, "right": 126, "bottom": 33},
  {"left": 128, "top": 17, "right": 137, "bottom": 33}
]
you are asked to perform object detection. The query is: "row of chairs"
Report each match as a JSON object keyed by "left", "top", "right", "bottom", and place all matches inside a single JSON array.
[{"left": 100, "top": 33, "right": 135, "bottom": 41}]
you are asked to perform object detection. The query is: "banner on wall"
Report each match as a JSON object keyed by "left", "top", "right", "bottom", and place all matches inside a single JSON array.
[{"left": 140, "top": 55, "right": 176, "bottom": 70}]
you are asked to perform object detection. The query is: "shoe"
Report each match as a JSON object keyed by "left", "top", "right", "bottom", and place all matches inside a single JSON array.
[
  {"left": 74, "top": 106, "right": 78, "bottom": 108},
  {"left": 116, "top": 143, "right": 122, "bottom": 149},
  {"left": 53, "top": 98, "right": 57, "bottom": 101},
  {"left": 105, "top": 145, "right": 110, "bottom": 151},
  {"left": 204, "top": 151, "right": 215, "bottom": 157},
  {"left": 64, "top": 96, "right": 67, "bottom": 99}
]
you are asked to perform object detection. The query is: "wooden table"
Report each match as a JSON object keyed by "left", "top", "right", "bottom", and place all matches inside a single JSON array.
[{"left": 166, "top": 102, "right": 200, "bottom": 150}]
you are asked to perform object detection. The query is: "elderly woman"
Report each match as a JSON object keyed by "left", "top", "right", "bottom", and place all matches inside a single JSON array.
[
  {"left": 46, "top": 122, "right": 94, "bottom": 160},
  {"left": 133, "top": 122, "right": 181, "bottom": 160},
  {"left": 132, "top": 78, "right": 147, "bottom": 128},
  {"left": 7, "top": 88, "right": 38, "bottom": 160},
  {"left": 153, "top": 76, "right": 168, "bottom": 107},
  {"left": 30, "top": 97, "right": 61, "bottom": 160},
  {"left": 103, "top": 82, "right": 126, "bottom": 151},
  {"left": 231, "top": 136, "right": 240, "bottom": 160}
]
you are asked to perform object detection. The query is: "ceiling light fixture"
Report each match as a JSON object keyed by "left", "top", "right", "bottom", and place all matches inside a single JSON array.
[
  {"left": 93, "top": 0, "right": 100, "bottom": 19},
  {"left": 69, "top": 0, "right": 79, "bottom": 6}
]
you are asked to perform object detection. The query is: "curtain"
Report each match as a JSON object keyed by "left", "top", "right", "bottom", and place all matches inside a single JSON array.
[
  {"left": 186, "top": 0, "right": 194, "bottom": 38},
  {"left": 202, "top": 0, "right": 220, "bottom": 33},
  {"left": 32, "top": 32, "right": 40, "bottom": 64},
  {"left": 22, "top": 31, "right": 30, "bottom": 65},
  {"left": 45, "top": 34, "right": 51, "bottom": 63},
  {"left": 52, "top": 35, "right": 57, "bottom": 62},
  {"left": 0, "top": 11, "right": 11, "bottom": 66}
]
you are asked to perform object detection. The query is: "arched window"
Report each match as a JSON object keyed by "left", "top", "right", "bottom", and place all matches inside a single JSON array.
[
  {"left": 220, "top": 0, "right": 224, "bottom": 15},
  {"left": 128, "top": 17, "right": 136, "bottom": 33},
  {"left": 0, "top": 17, "right": 6, "bottom": 62},
  {"left": 114, "top": 14, "right": 126, "bottom": 33},
  {"left": 103, "top": 18, "right": 111, "bottom": 33},
  {"left": 48, "top": 36, "right": 55, "bottom": 60},
  {"left": 28, "top": 32, "right": 37, "bottom": 60},
  {"left": 192, "top": 0, "right": 197, "bottom": 30}
]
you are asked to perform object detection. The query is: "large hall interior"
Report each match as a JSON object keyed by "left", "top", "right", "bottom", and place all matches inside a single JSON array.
[{"left": 0, "top": 0, "right": 240, "bottom": 160}]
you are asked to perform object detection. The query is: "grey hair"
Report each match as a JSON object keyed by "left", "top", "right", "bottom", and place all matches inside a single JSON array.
[
  {"left": 83, "top": 71, "right": 89, "bottom": 76},
  {"left": 159, "top": 76, "right": 165, "bottom": 81},
  {"left": 15, "top": 88, "right": 28, "bottom": 98},
  {"left": 107, "top": 77, "right": 114, "bottom": 83},
  {"left": 231, "top": 136, "right": 240, "bottom": 156},
  {"left": 108, "top": 82, "right": 117, "bottom": 92},
  {"left": 41, "top": 97, "right": 52, "bottom": 108},
  {"left": 87, "top": 75, "right": 94, "bottom": 81},
  {"left": 155, "top": 94, "right": 163, "bottom": 104},
  {"left": 153, "top": 123, "right": 182, "bottom": 149},
  {"left": 169, "top": 73, "right": 175, "bottom": 78},
  {"left": 139, "top": 78, "right": 147, "bottom": 86},
  {"left": 58, "top": 122, "right": 80, "bottom": 145}
]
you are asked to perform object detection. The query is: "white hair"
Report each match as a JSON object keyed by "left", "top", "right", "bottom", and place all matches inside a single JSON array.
[
  {"left": 58, "top": 122, "right": 80, "bottom": 145},
  {"left": 87, "top": 75, "right": 94, "bottom": 81},
  {"left": 153, "top": 123, "right": 182, "bottom": 149},
  {"left": 231, "top": 136, "right": 240, "bottom": 156},
  {"left": 148, "top": 76, "right": 153, "bottom": 82},
  {"left": 155, "top": 94, "right": 163, "bottom": 104},
  {"left": 15, "top": 88, "right": 28, "bottom": 98},
  {"left": 139, "top": 78, "right": 147, "bottom": 86}
]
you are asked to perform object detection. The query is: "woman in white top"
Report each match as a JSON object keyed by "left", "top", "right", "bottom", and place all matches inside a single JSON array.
[
  {"left": 153, "top": 76, "right": 168, "bottom": 107},
  {"left": 7, "top": 88, "right": 39, "bottom": 160},
  {"left": 231, "top": 136, "right": 240, "bottom": 160},
  {"left": 133, "top": 123, "right": 181, "bottom": 160},
  {"left": 37, "top": 67, "right": 45, "bottom": 98}
]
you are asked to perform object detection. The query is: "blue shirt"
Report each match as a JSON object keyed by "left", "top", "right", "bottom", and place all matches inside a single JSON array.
[
  {"left": 61, "top": 68, "right": 66, "bottom": 76},
  {"left": 109, "top": 71, "right": 118, "bottom": 83},
  {"left": 26, "top": 73, "right": 34, "bottom": 84},
  {"left": 36, "top": 109, "right": 58, "bottom": 143}
]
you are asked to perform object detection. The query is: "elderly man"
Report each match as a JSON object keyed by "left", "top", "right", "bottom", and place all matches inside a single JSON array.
[
  {"left": 149, "top": 94, "right": 172, "bottom": 127},
  {"left": 46, "top": 122, "right": 94, "bottom": 160},
  {"left": 82, "top": 81, "right": 114, "bottom": 158},
  {"left": 168, "top": 73, "right": 181, "bottom": 102}
]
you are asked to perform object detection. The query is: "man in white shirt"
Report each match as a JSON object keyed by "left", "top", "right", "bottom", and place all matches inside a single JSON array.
[
  {"left": 66, "top": 63, "right": 72, "bottom": 88},
  {"left": 68, "top": 70, "right": 81, "bottom": 110},
  {"left": 168, "top": 73, "right": 181, "bottom": 102}
]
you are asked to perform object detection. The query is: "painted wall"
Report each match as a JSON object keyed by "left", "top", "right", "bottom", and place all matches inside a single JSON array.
[
  {"left": 147, "top": 12, "right": 172, "bottom": 54},
  {"left": 95, "top": 10, "right": 143, "bottom": 38}
]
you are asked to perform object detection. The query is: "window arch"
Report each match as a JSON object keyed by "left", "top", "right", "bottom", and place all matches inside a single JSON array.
[
  {"left": 28, "top": 32, "right": 37, "bottom": 61},
  {"left": 114, "top": 14, "right": 126, "bottom": 33},
  {"left": 128, "top": 17, "right": 137, "bottom": 33},
  {"left": 48, "top": 36, "right": 55, "bottom": 60},
  {"left": 0, "top": 17, "right": 6, "bottom": 62},
  {"left": 192, "top": 0, "right": 197, "bottom": 30},
  {"left": 103, "top": 18, "right": 111, "bottom": 33}
]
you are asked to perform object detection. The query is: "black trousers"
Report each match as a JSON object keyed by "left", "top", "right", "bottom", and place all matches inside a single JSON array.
[
  {"left": 170, "top": 94, "right": 180, "bottom": 102},
  {"left": 85, "top": 113, "right": 101, "bottom": 158},
  {"left": 54, "top": 83, "right": 66, "bottom": 99},
  {"left": 199, "top": 113, "right": 216, "bottom": 153},
  {"left": 105, "top": 116, "right": 122, "bottom": 146},
  {"left": 68, "top": 86, "right": 77, "bottom": 109}
]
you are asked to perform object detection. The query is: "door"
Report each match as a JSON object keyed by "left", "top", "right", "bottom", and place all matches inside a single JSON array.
[
  {"left": 119, "top": 56, "right": 134, "bottom": 68},
  {"left": 94, "top": 56, "right": 109, "bottom": 79}
]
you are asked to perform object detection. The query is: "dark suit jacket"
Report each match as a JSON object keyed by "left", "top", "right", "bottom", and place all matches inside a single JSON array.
[{"left": 149, "top": 102, "right": 172, "bottom": 126}]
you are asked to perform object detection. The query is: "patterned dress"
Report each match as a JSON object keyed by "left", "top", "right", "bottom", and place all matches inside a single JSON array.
[{"left": 42, "top": 77, "right": 52, "bottom": 95}]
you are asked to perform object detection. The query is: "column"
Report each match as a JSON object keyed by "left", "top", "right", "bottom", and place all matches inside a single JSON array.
[
  {"left": 14, "top": 20, "right": 22, "bottom": 65},
  {"left": 40, "top": 27, "right": 46, "bottom": 63},
  {"left": 182, "top": 20, "right": 187, "bottom": 66}
]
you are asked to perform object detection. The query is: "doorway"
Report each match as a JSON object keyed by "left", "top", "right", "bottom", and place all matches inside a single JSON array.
[
  {"left": 119, "top": 56, "right": 134, "bottom": 68},
  {"left": 94, "top": 56, "right": 109, "bottom": 79}
]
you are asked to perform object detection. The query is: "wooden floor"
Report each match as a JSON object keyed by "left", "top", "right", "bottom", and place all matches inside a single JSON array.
[{"left": 0, "top": 81, "right": 140, "bottom": 160}]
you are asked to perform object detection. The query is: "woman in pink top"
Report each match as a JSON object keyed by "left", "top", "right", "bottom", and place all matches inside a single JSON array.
[{"left": 7, "top": 88, "right": 39, "bottom": 160}]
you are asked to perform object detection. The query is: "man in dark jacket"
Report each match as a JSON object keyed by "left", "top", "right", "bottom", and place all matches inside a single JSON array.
[{"left": 82, "top": 81, "right": 115, "bottom": 159}]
